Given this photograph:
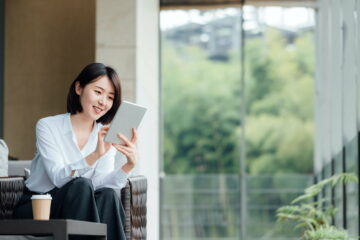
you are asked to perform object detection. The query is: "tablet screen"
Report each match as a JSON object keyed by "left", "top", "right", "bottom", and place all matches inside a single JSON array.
[{"left": 104, "top": 101, "right": 147, "bottom": 144}]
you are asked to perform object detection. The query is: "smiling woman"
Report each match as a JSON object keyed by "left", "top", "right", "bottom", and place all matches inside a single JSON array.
[
  {"left": 67, "top": 63, "right": 121, "bottom": 125},
  {"left": 75, "top": 76, "right": 115, "bottom": 120},
  {"left": 13, "top": 63, "right": 139, "bottom": 240}
]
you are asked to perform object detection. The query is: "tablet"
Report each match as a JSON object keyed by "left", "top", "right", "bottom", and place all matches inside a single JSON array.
[{"left": 104, "top": 101, "right": 147, "bottom": 144}]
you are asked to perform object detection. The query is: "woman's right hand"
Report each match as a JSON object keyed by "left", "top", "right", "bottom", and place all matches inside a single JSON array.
[
  {"left": 95, "top": 126, "right": 112, "bottom": 157},
  {"left": 85, "top": 126, "right": 111, "bottom": 166}
]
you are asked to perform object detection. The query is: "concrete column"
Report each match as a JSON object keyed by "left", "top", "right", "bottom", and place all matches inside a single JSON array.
[
  {"left": 136, "top": 1, "right": 160, "bottom": 240},
  {"left": 96, "top": 1, "right": 160, "bottom": 239},
  {"left": 96, "top": 0, "right": 136, "bottom": 101}
]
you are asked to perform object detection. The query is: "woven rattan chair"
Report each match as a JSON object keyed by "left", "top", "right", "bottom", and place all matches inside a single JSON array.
[{"left": 0, "top": 175, "right": 147, "bottom": 240}]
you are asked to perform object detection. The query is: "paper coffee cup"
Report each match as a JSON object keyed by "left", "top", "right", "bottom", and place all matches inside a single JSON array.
[{"left": 31, "top": 194, "right": 52, "bottom": 220}]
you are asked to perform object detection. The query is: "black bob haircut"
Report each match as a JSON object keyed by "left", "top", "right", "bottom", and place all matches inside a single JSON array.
[{"left": 67, "top": 63, "right": 122, "bottom": 125}]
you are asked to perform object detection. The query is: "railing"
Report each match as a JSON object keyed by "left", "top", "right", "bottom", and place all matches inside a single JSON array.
[{"left": 160, "top": 174, "right": 313, "bottom": 240}]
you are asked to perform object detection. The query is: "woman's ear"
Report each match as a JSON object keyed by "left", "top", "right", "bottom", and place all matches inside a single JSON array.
[{"left": 75, "top": 81, "right": 82, "bottom": 96}]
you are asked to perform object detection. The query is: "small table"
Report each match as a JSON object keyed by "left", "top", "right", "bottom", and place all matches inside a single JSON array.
[{"left": 0, "top": 219, "right": 107, "bottom": 240}]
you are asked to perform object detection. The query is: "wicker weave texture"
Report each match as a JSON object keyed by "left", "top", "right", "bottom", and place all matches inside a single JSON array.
[
  {"left": 121, "top": 175, "right": 147, "bottom": 240},
  {"left": 0, "top": 177, "right": 25, "bottom": 219},
  {"left": 122, "top": 180, "right": 132, "bottom": 239}
]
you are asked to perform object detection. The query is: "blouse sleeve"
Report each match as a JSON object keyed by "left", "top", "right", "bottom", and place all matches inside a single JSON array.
[
  {"left": 36, "top": 119, "right": 91, "bottom": 188},
  {"left": 90, "top": 147, "right": 132, "bottom": 190}
]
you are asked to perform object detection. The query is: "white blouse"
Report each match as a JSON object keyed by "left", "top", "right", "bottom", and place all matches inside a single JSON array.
[{"left": 25, "top": 113, "right": 130, "bottom": 193}]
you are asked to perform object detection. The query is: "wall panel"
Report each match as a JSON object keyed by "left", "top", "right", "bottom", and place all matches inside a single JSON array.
[{"left": 4, "top": 0, "right": 95, "bottom": 159}]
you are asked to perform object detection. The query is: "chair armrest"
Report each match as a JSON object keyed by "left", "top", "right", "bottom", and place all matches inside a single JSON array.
[
  {"left": 121, "top": 175, "right": 147, "bottom": 240},
  {"left": 0, "top": 177, "right": 25, "bottom": 219}
]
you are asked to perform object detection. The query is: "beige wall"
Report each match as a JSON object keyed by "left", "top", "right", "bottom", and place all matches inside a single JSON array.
[{"left": 4, "top": 0, "right": 96, "bottom": 159}]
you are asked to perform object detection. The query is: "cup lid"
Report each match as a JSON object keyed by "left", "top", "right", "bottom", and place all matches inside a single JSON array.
[{"left": 31, "top": 194, "right": 52, "bottom": 200}]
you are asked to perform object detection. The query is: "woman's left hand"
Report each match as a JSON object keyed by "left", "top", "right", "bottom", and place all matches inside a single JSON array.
[{"left": 112, "top": 128, "right": 138, "bottom": 173}]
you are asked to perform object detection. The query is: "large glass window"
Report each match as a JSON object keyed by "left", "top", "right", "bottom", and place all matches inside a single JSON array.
[
  {"left": 160, "top": 5, "right": 315, "bottom": 239},
  {"left": 161, "top": 9, "right": 242, "bottom": 239}
]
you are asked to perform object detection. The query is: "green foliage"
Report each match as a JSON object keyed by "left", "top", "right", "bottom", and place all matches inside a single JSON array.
[
  {"left": 277, "top": 201, "right": 334, "bottom": 231},
  {"left": 292, "top": 173, "right": 359, "bottom": 203},
  {"left": 162, "top": 27, "right": 314, "bottom": 174},
  {"left": 162, "top": 39, "right": 241, "bottom": 174},
  {"left": 244, "top": 29, "right": 314, "bottom": 175},
  {"left": 276, "top": 173, "right": 359, "bottom": 240},
  {"left": 306, "top": 226, "right": 350, "bottom": 240}
]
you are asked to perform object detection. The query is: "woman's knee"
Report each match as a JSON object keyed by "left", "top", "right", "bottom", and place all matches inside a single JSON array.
[
  {"left": 96, "top": 188, "right": 119, "bottom": 200},
  {"left": 68, "top": 177, "right": 94, "bottom": 193}
]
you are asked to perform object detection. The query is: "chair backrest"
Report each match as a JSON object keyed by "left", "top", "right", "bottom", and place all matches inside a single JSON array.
[
  {"left": 9, "top": 158, "right": 124, "bottom": 177},
  {"left": 0, "top": 177, "right": 25, "bottom": 219},
  {"left": 121, "top": 176, "right": 147, "bottom": 240},
  {"left": 0, "top": 140, "right": 9, "bottom": 177},
  {"left": 8, "top": 160, "right": 31, "bottom": 177}
]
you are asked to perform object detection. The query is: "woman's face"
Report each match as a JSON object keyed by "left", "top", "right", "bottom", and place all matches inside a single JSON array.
[{"left": 75, "top": 75, "right": 115, "bottom": 121}]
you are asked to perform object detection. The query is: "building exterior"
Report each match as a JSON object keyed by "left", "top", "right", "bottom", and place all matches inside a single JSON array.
[
  {"left": 315, "top": 0, "right": 360, "bottom": 236},
  {"left": 164, "top": 11, "right": 312, "bottom": 61}
]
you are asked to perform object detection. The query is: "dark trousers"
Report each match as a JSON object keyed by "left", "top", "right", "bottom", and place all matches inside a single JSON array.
[{"left": 14, "top": 177, "right": 126, "bottom": 240}]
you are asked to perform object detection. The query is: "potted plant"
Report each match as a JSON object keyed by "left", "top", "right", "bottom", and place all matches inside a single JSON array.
[{"left": 276, "top": 173, "right": 358, "bottom": 240}]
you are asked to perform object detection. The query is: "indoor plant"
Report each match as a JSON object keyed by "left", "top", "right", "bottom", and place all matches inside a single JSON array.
[{"left": 276, "top": 173, "right": 358, "bottom": 240}]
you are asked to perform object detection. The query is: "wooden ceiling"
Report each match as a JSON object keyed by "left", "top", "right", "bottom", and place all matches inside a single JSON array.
[{"left": 160, "top": 0, "right": 317, "bottom": 9}]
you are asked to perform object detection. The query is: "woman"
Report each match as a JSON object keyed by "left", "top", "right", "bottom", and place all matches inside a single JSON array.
[{"left": 14, "top": 63, "right": 137, "bottom": 240}]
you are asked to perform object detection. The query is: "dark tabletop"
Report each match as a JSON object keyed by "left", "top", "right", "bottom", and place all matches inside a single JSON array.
[{"left": 0, "top": 219, "right": 107, "bottom": 239}]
